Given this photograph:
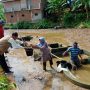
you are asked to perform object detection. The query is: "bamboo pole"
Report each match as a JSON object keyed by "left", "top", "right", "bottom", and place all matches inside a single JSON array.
[{"left": 51, "top": 53, "right": 63, "bottom": 61}]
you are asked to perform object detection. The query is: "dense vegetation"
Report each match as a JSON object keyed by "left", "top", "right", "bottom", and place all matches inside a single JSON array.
[
  {"left": 0, "top": 0, "right": 90, "bottom": 29},
  {"left": 0, "top": 74, "right": 16, "bottom": 90},
  {"left": 44, "top": 0, "right": 90, "bottom": 28},
  {"left": 0, "top": 2, "right": 5, "bottom": 20}
]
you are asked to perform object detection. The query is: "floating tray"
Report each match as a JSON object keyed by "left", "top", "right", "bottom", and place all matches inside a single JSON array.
[{"left": 63, "top": 50, "right": 90, "bottom": 89}]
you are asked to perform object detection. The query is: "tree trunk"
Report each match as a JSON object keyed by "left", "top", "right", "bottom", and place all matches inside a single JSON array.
[{"left": 85, "top": 6, "right": 89, "bottom": 20}]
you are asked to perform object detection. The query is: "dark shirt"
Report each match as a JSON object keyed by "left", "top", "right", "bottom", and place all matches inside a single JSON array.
[
  {"left": 67, "top": 47, "right": 80, "bottom": 60},
  {"left": 0, "top": 25, "right": 4, "bottom": 39}
]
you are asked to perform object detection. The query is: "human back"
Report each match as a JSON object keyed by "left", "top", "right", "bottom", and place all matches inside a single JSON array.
[{"left": 68, "top": 47, "right": 80, "bottom": 58}]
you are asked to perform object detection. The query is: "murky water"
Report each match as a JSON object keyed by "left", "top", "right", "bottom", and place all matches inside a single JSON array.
[
  {"left": 7, "top": 52, "right": 88, "bottom": 90},
  {"left": 5, "top": 30, "right": 89, "bottom": 90}
]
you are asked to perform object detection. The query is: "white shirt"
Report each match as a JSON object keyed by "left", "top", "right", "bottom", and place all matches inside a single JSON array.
[{"left": 8, "top": 38, "right": 23, "bottom": 49}]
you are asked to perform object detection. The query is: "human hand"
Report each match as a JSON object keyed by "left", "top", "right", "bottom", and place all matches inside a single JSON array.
[
  {"left": 23, "top": 41, "right": 28, "bottom": 46},
  {"left": 5, "top": 50, "right": 9, "bottom": 53},
  {"left": 63, "top": 52, "right": 65, "bottom": 56},
  {"left": 30, "top": 44, "right": 33, "bottom": 47}
]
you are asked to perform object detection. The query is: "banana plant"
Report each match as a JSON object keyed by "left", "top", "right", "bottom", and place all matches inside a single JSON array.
[
  {"left": 72, "top": 0, "right": 90, "bottom": 20},
  {"left": 0, "top": 2, "right": 5, "bottom": 20},
  {"left": 46, "top": 0, "right": 66, "bottom": 14}
]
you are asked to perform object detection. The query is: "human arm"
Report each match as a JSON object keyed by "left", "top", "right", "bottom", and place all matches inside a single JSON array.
[
  {"left": 79, "top": 53, "right": 82, "bottom": 59},
  {"left": 63, "top": 51, "right": 68, "bottom": 56},
  {"left": 29, "top": 44, "right": 40, "bottom": 49},
  {"left": 16, "top": 39, "right": 30, "bottom": 47},
  {"left": 63, "top": 47, "right": 70, "bottom": 56},
  {"left": 8, "top": 38, "right": 24, "bottom": 48},
  {"left": 78, "top": 49, "right": 83, "bottom": 60},
  {"left": 30, "top": 43, "right": 46, "bottom": 49},
  {"left": 16, "top": 39, "right": 23, "bottom": 44}
]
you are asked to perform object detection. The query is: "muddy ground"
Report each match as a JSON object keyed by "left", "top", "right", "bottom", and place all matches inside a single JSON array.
[{"left": 4, "top": 29, "right": 90, "bottom": 90}]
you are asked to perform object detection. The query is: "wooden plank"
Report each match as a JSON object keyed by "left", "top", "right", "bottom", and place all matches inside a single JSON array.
[{"left": 51, "top": 53, "right": 63, "bottom": 60}]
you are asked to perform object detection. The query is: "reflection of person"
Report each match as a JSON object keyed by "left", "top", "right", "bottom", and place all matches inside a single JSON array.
[
  {"left": 63, "top": 42, "right": 82, "bottom": 68},
  {"left": 30, "top": 37, "right": 53, "bottom": 71},
  {"left": 0, "top": 20, "right": 12, "bottom": 73},
  {"left": 8, "top": 32, "right": 25, "bottom": 49}
]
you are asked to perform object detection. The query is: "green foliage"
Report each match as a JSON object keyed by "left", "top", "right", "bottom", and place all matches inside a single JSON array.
[
  {"left": 72, "top": 0, "right": 90, "bottom": 10},
  {"left": 11, "top": 19, "right": 56, "bottom": 29},
  {"left": 44, "top": 0, "right": 90, "bottom": 28},
  {"left": 2, "top": 0, "right": 90, "bottom": 29},
  {"left": 0, "top": 3, "right": 5, "bottom": 20},
  {"left": 63, "top": 12, "right": 90, "bottom": 28},
  {"left": 0, "top": 75, "right": 16, "bottom": 90},
  {"left": 77, "top": 21, "right": 90, "bottom": 28},
  {"left": 63, "top": 13, "right": 76, "bottom": 28},
  {"left": 45, "top": 0, "right": 66, "bottom": 22},
  {"left": 4, "top": 24, "right": 11, "bottom": 29},
  {"left": 72, "top": 0, "right": 90, "bottom": 19},
  {"left": 33, "top": 19, "right": 55, "bottom": 29},
  {"left": 83, "top": 21, "right": 90, "bottom": 28},
  {"left": 10, "top": 21, "right": 33, "bottom": 29},
  {"left": 46, "top": 0, "right": 65, "bottom": 14},
  {"left": 16, "top": 21, "right": 32, "bottom": 29},
  {"left": 75, "top": 13, "right": 86, "bottom": 22}
]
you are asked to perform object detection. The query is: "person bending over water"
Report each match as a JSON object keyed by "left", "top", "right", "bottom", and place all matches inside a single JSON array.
[
  {"left": 8, "top": 32, "right": 27, "bottom": 49},
  {"left": 30, "top": 37, "right": 53, "bottom": 71}
]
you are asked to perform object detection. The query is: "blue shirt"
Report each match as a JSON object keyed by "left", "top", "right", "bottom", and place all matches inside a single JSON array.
[{"left": 67, "top": 47, "right": 80, "bottom": 59}]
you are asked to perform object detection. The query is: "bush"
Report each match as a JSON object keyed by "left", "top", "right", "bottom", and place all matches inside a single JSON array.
[
  {"left": 10, "top": 21, "right": 34, "bottom": 29},
  {"left": 5, "top": 13, "right": 90, "bottom": 29},
  {"left": 78, "top": 21, "right": 90, "bottom": 28},
  {"left": 10, "top": 19, "right": 56, "bottom": 29},
  {"left": 63, "top": 13, "right": 76, "bottom": 28},
  {"left": 16, "top": 21, "right": 33, "bottom": 29},
  {"left": 83, "top": 21, "right": 90, "bottom": 28},
  {"left": 4, "top": 24, "right": 10, "bottom": 29},
  {"left": 11, "top": 23, "right": 18, "bottom": 29},
  {"left": 75, "top": 13, "right": 86, "bottom": 22},
  {"left": 33, "top": 19, "right": 55, "bottom": 29},
  {"left": 4, "top": 23, "right": 18, "bottom": 29},
  {"left": 63, "top": 12, "right": 89, "bottom": 28},
  {"left": 0, "top": 75, "right": 16, "bottom": 90}
]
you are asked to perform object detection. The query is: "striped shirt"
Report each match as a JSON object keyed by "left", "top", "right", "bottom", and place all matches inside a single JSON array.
[{"left": 67, "top": 47, "right": 80, "bottom": 58}]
